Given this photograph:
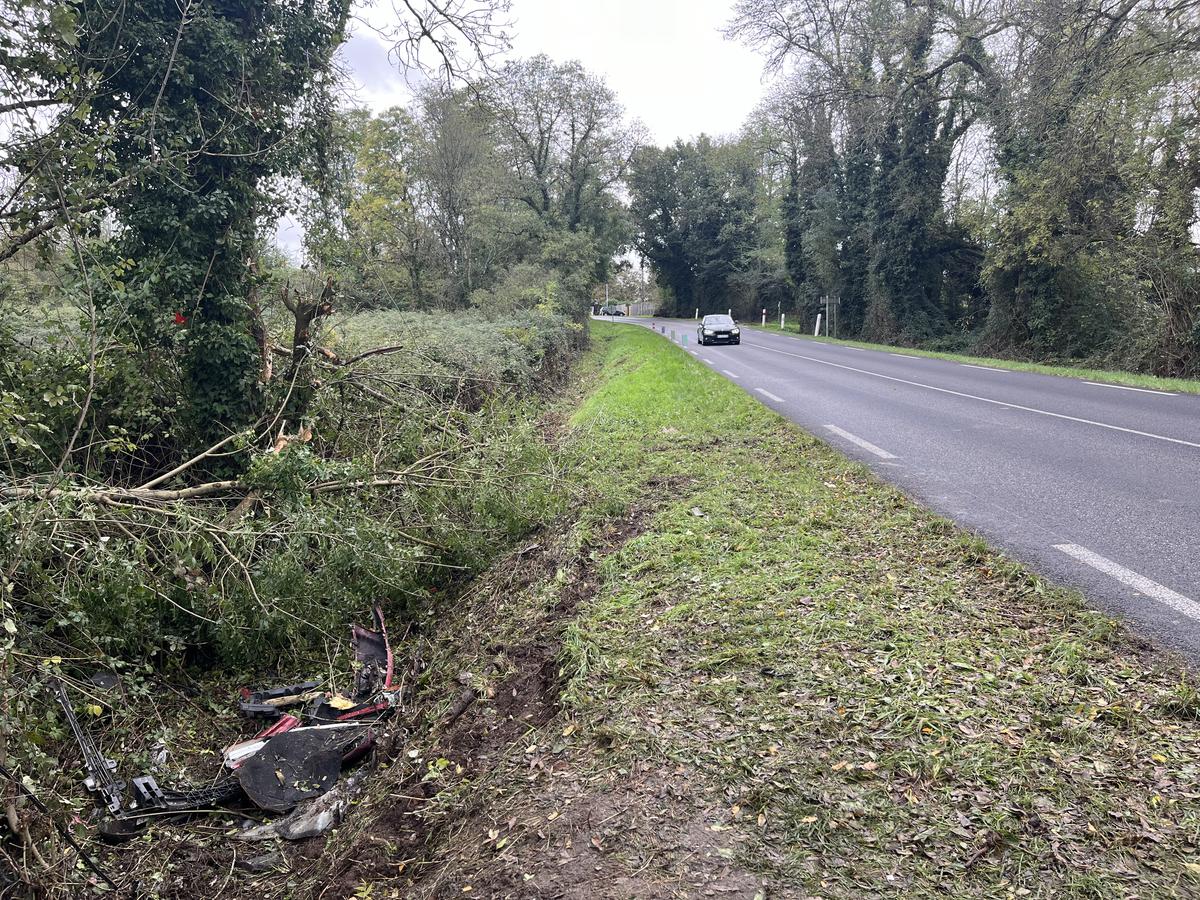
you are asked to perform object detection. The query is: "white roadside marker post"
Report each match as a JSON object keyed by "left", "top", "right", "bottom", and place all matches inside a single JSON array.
[
  {"left": 814, "top": 313, "right": 822, "bottom": 337},
  {"left": 761, "top": 309, "right": 766, "bottom": 326},
  {"left": 780, "top": 312, "right": 785, "bottom": 330}
]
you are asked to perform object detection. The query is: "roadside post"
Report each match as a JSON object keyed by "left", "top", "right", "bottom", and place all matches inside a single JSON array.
[
  {"left": 814, "top": 313, "right": 822, "bottom": 336},
  {"left": 694, "top": 308, "right": 699, "bottom": 320},
  {"left": 780, "top": 312, "right": 785, "bottom": 330},
  {"left": 682, "top": 334, "right": 688, "bottom": 346},
  {"left": 727, "top": 308, "right": 731, "bottom": 316},
  {"left": 761, "top": 309, "right": 766, "bottom": 326},
  {"left": 821, "top": 295, "right": 841, "bottom": 338}
]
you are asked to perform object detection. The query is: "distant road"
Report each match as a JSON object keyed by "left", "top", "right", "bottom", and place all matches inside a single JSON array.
[{"left": 608, "top": 315, "right": 1200, "bottom": 663}]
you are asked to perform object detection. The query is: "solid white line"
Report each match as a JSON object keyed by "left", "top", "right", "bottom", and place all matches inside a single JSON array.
[
  {"left": 824, "top": 425, "right": 898, "bottom": 459},
  {"left": 754, "top": 388, "right": 785, "bottom": 403},
  {"left": 743, "top": 342, "right": 1200, "bottom": 450},
  {"left": 1083, "top": 382, "right": 1175, "bottom": 396},
  {"left": 722, "top": 369, "right": 740, "bottom": 379},
  {"left": 961, "top": 364, "right": 1010, "bottom": 373},
  {"left": 1053, "top": 544, "right": 1200, "bottom": 621}
]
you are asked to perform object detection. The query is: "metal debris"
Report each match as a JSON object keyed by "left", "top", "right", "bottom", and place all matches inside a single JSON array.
[{"left": 54, "top": 606, "right": 401, "bottom": 841}]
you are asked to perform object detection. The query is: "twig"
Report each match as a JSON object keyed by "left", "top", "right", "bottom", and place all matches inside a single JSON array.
[
  {"left": 135, "top": 432, "right": 241, "bottom": 491},
  {"left": 0, "top": 763, "right": 120, "bottom": 893}
]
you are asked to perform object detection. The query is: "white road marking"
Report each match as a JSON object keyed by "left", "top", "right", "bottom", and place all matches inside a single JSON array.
[
  {"left": 961, "top": 364, "right": 1010, "bottom": 373},
  {"left": 1083, "top": 382, "right": 1175, "bottom": 396},
  {"left": 1053, "top": 544, "right": 1200, "bottom": 622},
  {"left": 722, "top": 369, "right": 740, "bottom": 379},
  {"left": 892, "top": 353, "right": 922, "bottom": 360},
  {"left": 845, "top": 347, "right": 865, "bottom": 352},
  {"left": 824, "top": 425, "right": 898, "bottom": 459},
  {"left": 743, "top": 342, "right": 1200, "bottom": 450},
  {"left": 702, "top": 357, "right": 716, "bottom": 364},
  {"left": 754, "top": 388, "right": 785, "bottom": 403}
]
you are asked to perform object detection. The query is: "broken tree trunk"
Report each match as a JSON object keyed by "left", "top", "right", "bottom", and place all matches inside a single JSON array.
[{"left": 280, "top": 277, "right": 334, "bottom": 422}]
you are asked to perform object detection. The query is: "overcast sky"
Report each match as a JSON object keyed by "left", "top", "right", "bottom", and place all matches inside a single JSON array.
[
  {"left": 281, "top": 1, "right": 771, "bottom": 257},
  {"left": 344, "top": 0, "right": 771, "bottom": 144}
]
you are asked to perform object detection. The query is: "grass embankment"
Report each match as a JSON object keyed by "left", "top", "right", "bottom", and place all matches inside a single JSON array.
[
  {"left": 354, "top": 321, "right": 1200, "bottom": 899},
  {"left": 747, "top": 322, "right": 1200, "bottom": 395}
]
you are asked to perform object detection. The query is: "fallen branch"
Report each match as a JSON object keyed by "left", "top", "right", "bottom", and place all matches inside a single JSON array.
[
  {"left": 0, "top": 474, "right": 434, "bottom": 504},
  {"left": 136, "top": 432, "right": 242, "bottom": 491}
]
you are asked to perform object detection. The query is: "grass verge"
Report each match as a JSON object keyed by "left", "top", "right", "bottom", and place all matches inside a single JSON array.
[{"left": 746, "top": 322, "right": 1200, "bottom": 394}]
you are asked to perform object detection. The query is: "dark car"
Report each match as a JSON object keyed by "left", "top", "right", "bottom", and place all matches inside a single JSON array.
[
  {"left": 598, "top": 305, "right": 625, "bottom": 316},
  {"left": 698, "top": 314, "right": 740, "bottom": 345}
]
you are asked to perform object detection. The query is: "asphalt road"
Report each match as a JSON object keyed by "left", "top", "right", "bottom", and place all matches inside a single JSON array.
[{"left": 605, "top": 315, "right": 1200, "bottom": 663}]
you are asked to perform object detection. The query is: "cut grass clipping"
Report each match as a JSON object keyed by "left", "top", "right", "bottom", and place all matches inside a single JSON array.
[{"left": 553, "top": 322, "right": 1200, "bottom": 896}]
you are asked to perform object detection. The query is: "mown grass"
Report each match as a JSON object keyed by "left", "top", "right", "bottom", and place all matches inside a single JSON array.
[
  {"left": 743, "top": 321, "right": 1200, "bottom": 394},
  {"left": 558, "top": 322, "right": 1200, "bottom": 896}
]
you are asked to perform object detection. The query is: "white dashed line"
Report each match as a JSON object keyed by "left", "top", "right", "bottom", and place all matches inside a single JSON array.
[
  {"left": 824, "top": 425, "right": 898, "bottom": 459},
  {"left": 722, "top": 369, "right": 740, "bottom": 379},
  {"left": 961, "top": 364, "right": 1011, "bottom": 373},
  {"left": 745, "top": 343, "right": 1200, "bottom": 450},
  {"left": 754, "top": 388, "right": 784, "bottom": 403},
  {"left": 1054, "top": 544, "right": 1200, "bottom": 621},
  {"left": 1083, "top": 382, "right": 1175, "bottom": 396},
  {"left": 892, "top": 354, "right": 922, "bottom": 360}
]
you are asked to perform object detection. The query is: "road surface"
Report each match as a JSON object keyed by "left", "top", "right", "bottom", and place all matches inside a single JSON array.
[{"left": 607, "top": 315, "right": 1200, "bottom": 663}]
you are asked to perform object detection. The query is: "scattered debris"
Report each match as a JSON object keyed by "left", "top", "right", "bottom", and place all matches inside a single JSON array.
[
  {"left": 239, "top": 680, "right": 323, "bottom": 718},
  {"left": 238, "top": 768, "right": 369, "bottom": 841},
  {"left": 53, "top": 606, "right": 402, "bottom": 843},
  {"left": 236, "top": 725, "right": 364, "bottom": 813},
  {"left": 235, "top": 851, "right": 287, "bottom": 873},
  {"left": 53, "top": 680, "right": 123, "bottom": 815}
]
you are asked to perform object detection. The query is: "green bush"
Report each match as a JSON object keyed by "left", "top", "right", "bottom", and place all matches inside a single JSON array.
[{"left": 2, "top": 310, "right": 577, "bottom": 671}]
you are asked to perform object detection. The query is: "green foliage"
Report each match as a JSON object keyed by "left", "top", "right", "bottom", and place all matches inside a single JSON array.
[
  {"left": 628, "top": 136, "right": 760, "bottom": 317},
  {"left": 44, "top": 1, "right": 351, "bottom": 446},
  {"left": 308, "top": 59, "right": 634, "bottom": 320},
  {"left": 3, "top": 311, "right": 576, "bottom": 671},
  {"left": 718, "top": 0, "right": 1198, "bottom": 370}
]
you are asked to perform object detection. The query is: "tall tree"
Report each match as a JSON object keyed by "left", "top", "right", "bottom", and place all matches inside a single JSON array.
[
  {"left": 6, "top": 0, "right": 352, "bottom": 446},
  {"left": 629, "top": 137, "right": 759, "bottom": 317},
  {"left": 485, "top": 55, "right": 639, "bottom": 290}
]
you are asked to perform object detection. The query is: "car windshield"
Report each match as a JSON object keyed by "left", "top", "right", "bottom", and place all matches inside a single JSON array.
[{"left": 704, "top": 316, "right": 734, "bottom": 327}]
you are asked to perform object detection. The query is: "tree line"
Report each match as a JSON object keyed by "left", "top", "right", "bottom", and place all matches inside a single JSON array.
[
  {"left": 304, "top": 54, "right": 640, "bottom": 319},
  {"left": 628, "top": 0, "right": 1200, "bottom": 375}
]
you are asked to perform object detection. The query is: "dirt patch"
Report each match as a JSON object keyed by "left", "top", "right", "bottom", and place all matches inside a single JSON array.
[
  {"left": 312, "top": 504, "right": 663, "bottom": 896},
  {"left": 414, "top": 763, "right": 772, "bottom": 900}
]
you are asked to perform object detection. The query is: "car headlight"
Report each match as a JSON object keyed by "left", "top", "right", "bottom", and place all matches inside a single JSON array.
[
  {"left": 703, "top": 328, "right": 714, "bottom": 334},
  {"left": 732, "top": 328, "right": 740, "bottom": 334}
]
